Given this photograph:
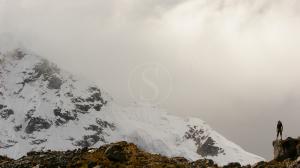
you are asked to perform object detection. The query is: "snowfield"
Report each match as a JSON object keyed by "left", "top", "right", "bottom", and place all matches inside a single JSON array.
[{"left": 0, "top": 47, "right": 264, "bottom": 165}]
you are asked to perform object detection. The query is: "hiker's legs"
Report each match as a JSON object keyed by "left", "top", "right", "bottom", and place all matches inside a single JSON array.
[
  {"left": 277, "top": 130, "right": 279, "bottom": 139},
  {"left": 280, "top": 130, "right": 282, "bottom": 140}
]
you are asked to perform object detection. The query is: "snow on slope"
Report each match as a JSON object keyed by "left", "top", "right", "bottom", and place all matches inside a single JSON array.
[{"left": 0, "top": 48, "right": 264, "bottom": 165}]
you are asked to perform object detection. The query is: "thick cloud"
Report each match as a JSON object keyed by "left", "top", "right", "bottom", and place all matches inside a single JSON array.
[{"left": 1, "top": 0, "right": 300, "bottom": 159}]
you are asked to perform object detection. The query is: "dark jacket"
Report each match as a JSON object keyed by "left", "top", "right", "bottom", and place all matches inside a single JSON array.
[{"left": 277, "top": 121, "right": 283, "bottom": 131}]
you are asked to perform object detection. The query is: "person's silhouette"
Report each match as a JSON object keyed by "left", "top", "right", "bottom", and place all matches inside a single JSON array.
[{"left": 277, "top": 120, "right": 283, "bottom": 140}]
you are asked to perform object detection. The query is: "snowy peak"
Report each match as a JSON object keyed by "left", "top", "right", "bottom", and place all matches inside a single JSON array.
[
  {"left": 0, "top": 48, "right": 264, "bottom": 166},
  {"left": 0, "top": 48, "right": 111, "bottom": 149}
]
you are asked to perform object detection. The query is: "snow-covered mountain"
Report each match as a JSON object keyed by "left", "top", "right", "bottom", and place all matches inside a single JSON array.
[{"left": 0, "top": 48, "right": 264, "bottom": 165}]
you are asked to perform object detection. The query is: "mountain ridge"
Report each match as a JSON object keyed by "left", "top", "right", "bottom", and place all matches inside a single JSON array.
[{"left": 0, "top": 47, "right": 264, "bottom": 165}]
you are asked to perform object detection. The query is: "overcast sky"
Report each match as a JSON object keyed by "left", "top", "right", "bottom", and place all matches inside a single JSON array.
[{"left": 2, "top": 0, "right": 300, "bottom": 159}]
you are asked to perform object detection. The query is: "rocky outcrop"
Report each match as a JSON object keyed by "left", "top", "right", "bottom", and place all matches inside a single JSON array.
[
  {"left": 273, "top": 137, "right": 300, "bottom": 161},
  {"left": 25, "top": 117, "right": 52, "bottom": 134},
  {"left": 185, "top": 125, "right": 225, "bottom": 158},
  {"left": 198, "top": 137, "right": 225, "bottom": 157}
]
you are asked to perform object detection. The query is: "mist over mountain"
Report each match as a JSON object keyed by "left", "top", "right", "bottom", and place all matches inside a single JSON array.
[{"left": 1, "top": 0, "right": 300, "bottom": 160}]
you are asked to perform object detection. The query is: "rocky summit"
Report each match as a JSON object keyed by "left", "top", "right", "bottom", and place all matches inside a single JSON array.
[
  {"left": 273, "top": 137, "right": 300, "bottom": 161},
  {"left": 244, "top": 137, "right": 300, "bottom": 168}
]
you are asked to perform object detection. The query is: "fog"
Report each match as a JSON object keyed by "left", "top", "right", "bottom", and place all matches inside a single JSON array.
[{"left": 2, "top": 0, "right": 300, "bottom": 159}]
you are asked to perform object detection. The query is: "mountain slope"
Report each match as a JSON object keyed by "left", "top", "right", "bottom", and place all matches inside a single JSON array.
[{"left": 0, "top": 48, "right": 264, "bottom": 165}]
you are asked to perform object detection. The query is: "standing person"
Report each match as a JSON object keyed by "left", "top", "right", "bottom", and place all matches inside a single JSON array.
[{"left": 277, "top": 120, "right": 283, "bottom": 140}]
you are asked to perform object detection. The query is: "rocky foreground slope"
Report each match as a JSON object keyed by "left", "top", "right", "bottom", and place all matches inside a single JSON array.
[
  {"left": 1, "top": 139, "right": 300, "bottom": 168},
  {"left": 0, "top": 141, "right": 220, "bottom": 168},
  {"left": 0, "top": 141, "right": 270, "bottom": 168}
]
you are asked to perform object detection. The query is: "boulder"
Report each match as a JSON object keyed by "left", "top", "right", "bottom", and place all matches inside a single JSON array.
[
  {"left": 273, "top": 137, "right": 300, "bottom": 161},
  {"left": 104, "top": 143, "right": 128, "bottom": 162},
  {"left": 223, "top": 162, "right": 241, "bottom": 168}
]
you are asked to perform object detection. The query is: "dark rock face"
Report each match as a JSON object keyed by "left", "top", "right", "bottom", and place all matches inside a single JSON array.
[
  {"left": 14, "top": 125, "right": 22, "bottom": 132},
  {"left": 47, "top": 76, "right": 62, "bottom": 89},
  {"left": 33, "top": 60, "right": 60, "bottom": 81},
  {"left": 104, "top": 144, "right": 128, "bottom": 162},
  {"left": 25, "top": 117, "right": 52, "bottom": 134},
  {"left": 223, "top": 162, "right": 242, "bottom": 168},
  {"left": 273, "top": 137, "right": 300, "bottom": 161},
  {"left": 30, "top": 139, "right": 47, "bottom": 145},
  {"left": 190, "top": 159, "right": 217, "bottom": 167},
  {"left": 184, "top": 125, "right": 205, "bottom": 146},
  {"left": 185, "top": 125, "right": 225, "bottom": 157},
  {"left": 52, "top": 86, "right": 106, "bottom": 127},
  {"left": 0, "top": 104, "right": 6, "bottom": 110},
  {"left": 198, "top": 137, "right": 225, "bottom": 157},
  {"left": 74, "top": 118, "right": 115, "bottom": 148},
  {"left": 0, "top": 104, "right": 14, "bottom": 120},
  {"left": 0, "top": 109, "right": 14, "bottom": 119},
  {"left": 53, "top": 107, "right": 77, "bottom": 126}
]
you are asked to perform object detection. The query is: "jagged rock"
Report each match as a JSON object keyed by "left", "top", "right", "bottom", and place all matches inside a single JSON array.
[
  {"left": 74, "top": 119, "right": 115, "bottom": 148},
  {"left": 0, "top": 109, "right": 14, "bottom": 119},
  {"left": 47, "top": 76, "right": 62, "bottom": 89},
  {"left": 87, "top": 161, "right": 97, "bottom": 168},
  {"left": 273, "top": 137, "right": 300, "bottom": 161},
  {"left": 33, "top": 60, "right": 60, "bottom": 81},
  {"left": 53, "top": 107, "right": 77, "bottom": 126},
  {"left": 14, "top": 125, "right": 22, "bottom": 132},
  {"left": 172, "top": 157, "right": 189, "bottom": 163},
  {"left": 75, "top": 104, "right": 91, "bottom": 113},
  {"left": 223, "top": 162, "right": 242, "bottom": 168},
  {"left": 25, "top": 117, "right": 52, "bottom": 134},
  {"left": 0, "top": 104, "right": 6, "bottom": 110},
  {"left": 198, "top": 137, "right": 225, "bottom": 157},
  {"left": 93, "top": 104, "right": 102, "bottom": 111},
  {"left": 30, "top": 139, "right": 47, "bottom": 145},
  {"left": 252, "top": 161, "right": 267, "bottom": 168},
  {"left": 190, "top": 159, "right": 218, "bottom": 168},
  {"left": 184, "top": 125, "right": 225, "bottom": 158},
  {"left": 104, "top": 143, "right": 128, "bottom": 162}
]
